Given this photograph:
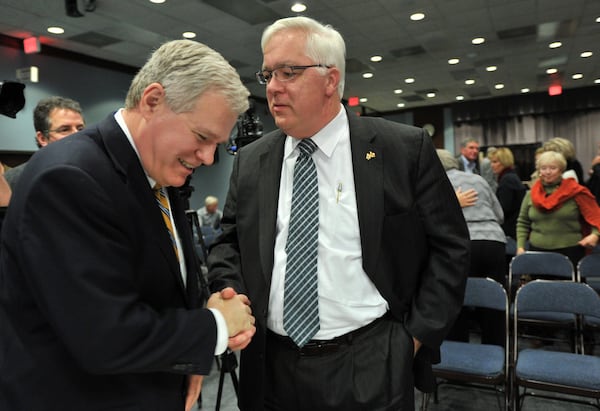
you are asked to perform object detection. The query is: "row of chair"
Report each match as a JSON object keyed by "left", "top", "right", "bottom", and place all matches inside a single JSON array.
[{"left": 424, "top": 251, "right": 600, "bottom": 411}]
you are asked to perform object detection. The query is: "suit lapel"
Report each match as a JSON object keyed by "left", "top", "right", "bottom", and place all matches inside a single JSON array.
[
  {"left": 347, "top": 112, "right": 384, "bottom": 276},
  {"left": 96, "top": 115, "right": 189, "bottom": 304},
  {"left": 258, "top": 132, "right": 285, "bottom": 286}
]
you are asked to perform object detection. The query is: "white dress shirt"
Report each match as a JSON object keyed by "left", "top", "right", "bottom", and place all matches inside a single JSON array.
[{"left": 268, "top": 105, "right": 388, "bottom": 339}]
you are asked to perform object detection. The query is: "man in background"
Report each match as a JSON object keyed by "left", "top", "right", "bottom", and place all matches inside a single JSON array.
[
  {"left": 4, "top": 96, "right": 85, "bottom": 190},
  {"left": 0, "top": 40, "right": 255, "bottom": 411},
  {"left": 457, "top": 137, "right": 497, "bottom": 192},
  {"left": 198, "top": 195, "right": 223, "bottom": 229}
]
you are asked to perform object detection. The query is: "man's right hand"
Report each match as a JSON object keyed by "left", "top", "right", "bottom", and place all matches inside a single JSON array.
[{"left": 207, "top": 289, "right": 255, "bottom": 338}]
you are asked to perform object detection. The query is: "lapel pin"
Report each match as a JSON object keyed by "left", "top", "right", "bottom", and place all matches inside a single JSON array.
[{"left": 366, "top": 151, "right": 376, "bottom": 160}]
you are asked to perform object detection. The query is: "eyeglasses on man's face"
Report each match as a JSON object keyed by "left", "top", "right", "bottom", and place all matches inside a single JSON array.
[
  {"left": 45, "top": 124, "right": 85, "bottom": 136},
  {"left": 255, "top": 64, "right": 331, "bottom": 85}
]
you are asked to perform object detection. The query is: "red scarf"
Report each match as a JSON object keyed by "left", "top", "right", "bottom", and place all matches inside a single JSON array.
[{"left": 530, "top": 178, "right": 600, "bottom": 230}]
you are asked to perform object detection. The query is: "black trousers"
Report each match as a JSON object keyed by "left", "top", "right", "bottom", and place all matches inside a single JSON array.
[{"left": 264, "top": 315, "right": 416, "bottom": 411}]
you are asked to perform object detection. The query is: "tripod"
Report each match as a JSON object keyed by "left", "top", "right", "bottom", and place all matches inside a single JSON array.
[{"left": 185, "top": 209, "right": 239, "bottom": 410}]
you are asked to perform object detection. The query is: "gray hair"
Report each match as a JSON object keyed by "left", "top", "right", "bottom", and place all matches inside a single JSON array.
[
  {"left": 204, "top": 195, "right": 218, "bottom": 206},
  {"left": 125, "top": 40, "right": 249, "bottom": 115},
  {"left": 537, "top": 150, "right": 567, "bottom": 172},
  {"left": 436, "top": 149, "right": 460, "bottom": 171},
  {"left": 34, "top": 96, "right": 83, "bottom": 134},
  {"left": 261, "top": 16, "right": 346, "bottom": 97}
]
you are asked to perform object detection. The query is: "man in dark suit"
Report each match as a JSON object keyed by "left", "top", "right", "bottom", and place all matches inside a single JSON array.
[
  {"left": 0, "top": 40, "right": 255, "bottom": 411},
  {"left": 207, "top": 16, "right": 470, "bottom": 411}
]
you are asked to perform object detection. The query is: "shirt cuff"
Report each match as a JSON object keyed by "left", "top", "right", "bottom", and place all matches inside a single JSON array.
[{"left": 208, "top": 308, "right": 228, "bottom": 355}]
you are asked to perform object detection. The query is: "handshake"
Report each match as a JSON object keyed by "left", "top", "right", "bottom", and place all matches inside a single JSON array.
[{"left": 207, "top": 287, "right": 256, "bottom": 351}]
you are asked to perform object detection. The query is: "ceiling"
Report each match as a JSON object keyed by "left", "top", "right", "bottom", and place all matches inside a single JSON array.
[{"left": 1, "top": 0, "right": 599, "bottom": 114}]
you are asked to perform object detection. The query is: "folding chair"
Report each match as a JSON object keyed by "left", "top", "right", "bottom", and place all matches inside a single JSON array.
[
  {"left": 577, "top": 253, "right": 600, "bottom": 353},
  {"left": 513, "top": 280, "right": 600, "bottom": 410},
  {"left": 509, "top": 251, "right": 576, "bottom": 348},
  {"left": 425, "top": 278, "right": 510, "bottom": 411}
]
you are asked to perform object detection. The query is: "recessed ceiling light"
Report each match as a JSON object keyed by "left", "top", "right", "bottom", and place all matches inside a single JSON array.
[
  {"left": 149, "top": 0, "right": 166, "bottom": 3},
  {"left": 426, "top": 92, "right": 436, "bottom": 98},
  {"left": 456, "top": 95, "right": 465, "bottom": 101},
  {"left": 494, "top": 83, "right": 504, "bottom": 89},
  {"left": 448, "top": 58, "right": 460, "bottom": 65},
  {"left": 486, "top": 66, "right": 497, "bottom": 72},
  {"left": 549, "top": 41, "right": 562, "bottom": 49},
  {"left": 465, "top": 79, "right": 475, "bottom": 85},
  {"left": 397, "top": 103, "right": 405, "bottom": 108},
  {"left": 370, "top": 55, "right": 383, "bottom": 62},
  {"left": 359, "top": 97, "right": 368, "bottom": 103},
  {"left": 291, "top": 3, "right": 307, "bottom": 13},
  {"left": 472, "top": 37, "right": 485, "bottom": 45},
  {"left": 47, "top": 26, "right": 65, "bottom": 34},
  {"left": 393, "top": 89, "right": 403, "bottom": 94},
  {"left": 404, "top": 77, "right": 415, "bottom": 83},
  {"left": 546, "top": 68, "right": 558, "bottom": 74},
  {"left": 182, "top": 32, "right": 196, "bottom": 39},
  {"left": 595, "top": 78, "right": 600, "bottom": 84},
  {"left": 521, "top": 88, "right": 531, "bottom": 93},
  {"left": 572, "top": 73, "right": 583, "bottom": 79},
  {"left": 581, "top": 51, "right": 593, "bottom": 58},
  {"left": 596, "top": 17, "right": 600, "bottom": 23},
  {"left": 410, "top": 12, "right": 425, "bottom": 21},
  {"left": 362, "top": 72, "right": 374, "bottom": 79}
]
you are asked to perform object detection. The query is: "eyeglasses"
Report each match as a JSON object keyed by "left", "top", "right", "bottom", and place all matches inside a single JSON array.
[
  {"left": 45, "top": 125, "right": 85, "bottom": 136},
  {"left": 255, "top": 64, "right": 331, "bottom": 85}
]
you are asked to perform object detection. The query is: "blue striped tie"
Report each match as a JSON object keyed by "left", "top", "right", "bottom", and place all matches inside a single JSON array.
[{"left": 283, "top": 138, "right": 320, "bottom": 347}]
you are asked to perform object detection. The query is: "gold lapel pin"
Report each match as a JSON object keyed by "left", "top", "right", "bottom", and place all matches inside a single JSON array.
[{"left": 366, "top": 151, "right": 376, "bottom": 160}]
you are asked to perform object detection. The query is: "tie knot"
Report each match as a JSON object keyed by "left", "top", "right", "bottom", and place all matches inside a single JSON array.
[{"left": 298, "top": 138, "right": 317, "bottom": 157}]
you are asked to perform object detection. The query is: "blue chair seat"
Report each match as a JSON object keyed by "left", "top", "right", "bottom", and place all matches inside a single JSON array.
[
  {"left": 434, "top": 340, "right": 505, "bottom": 378},
  {"left": 516, "top": 348, "right": 600, "bottom": 391}
]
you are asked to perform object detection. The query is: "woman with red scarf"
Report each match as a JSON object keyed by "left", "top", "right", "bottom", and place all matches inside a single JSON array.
[{"left": 516, "top": 150, "right": 600, "bottom": 267}]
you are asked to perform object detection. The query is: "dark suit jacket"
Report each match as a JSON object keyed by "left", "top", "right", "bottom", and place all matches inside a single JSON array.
[
  {"left": 208, "top": 110, "right": 470, "bottom": 410},
  {"left": 0, "top": 115, "right": 217, "bottom": 411}
]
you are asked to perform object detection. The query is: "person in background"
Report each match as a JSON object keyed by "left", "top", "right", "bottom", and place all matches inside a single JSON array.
[
  {"left": 456, "top": 137, "right": 497, "bottom": 192},
  {"left": 542, "top": 137, "right": 584, "bottom": 183},
  {"left": 517, "top": 151, "right": 600, "bottom": 268},
  {"left": 4, "top": 96, "right": 85, "bottom": 190},
  {"left": 528, "top": 146, "right": 545, "bottom": 187},
  {"left": 437, "top": 149, "right": 506, "bottom": 347},
  {"left": 198, "top": 195, "right": 223, "bottom": 229},
  {"left": 488, "top": 147, "right": 527, "bottom": 240},
  {"left": 207, "top": 16, "right": 470, "bottom": 411},
  {"left": 586, "top": 143, "right": 600, "bottom": 206},
  {"left": 0, "top": 39, "right": 255, "bottom": 411},
  {"left": 0, "top": 163, "right": 10, "bottom": 206}
]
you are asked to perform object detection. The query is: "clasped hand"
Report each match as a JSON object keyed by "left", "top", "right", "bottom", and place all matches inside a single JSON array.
[{"left": 207, "top": 287, "right": 256, "bottom": 351}]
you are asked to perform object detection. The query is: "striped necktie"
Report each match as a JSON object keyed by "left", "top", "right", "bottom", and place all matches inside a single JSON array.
[
  {"left": 283, "top": 138, "right": 320, "bottom": 347},
  {"left": 154, "top": 186, "right": 179, "bottom": 259}
]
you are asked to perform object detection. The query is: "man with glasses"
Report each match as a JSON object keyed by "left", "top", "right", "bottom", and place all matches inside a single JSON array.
[
  {"left": 4, "top": 96, "right": 85, "bottom": 190},
  {"left": 208, "top": 16, "right": 469, "bottom": 411}
]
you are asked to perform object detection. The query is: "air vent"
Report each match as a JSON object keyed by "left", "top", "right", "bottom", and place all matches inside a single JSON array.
[
  {"left": 68, "top": 31, "right": 121, "bottom": 47},
  {"left": 389, "top": 45, "right": 426, "bottom": 58},
  {"left": 203, "top": 0, "right": 281, "bottom": 25}
]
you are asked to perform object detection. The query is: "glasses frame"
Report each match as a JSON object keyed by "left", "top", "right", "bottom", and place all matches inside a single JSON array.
[
  {"left": 44, "top": 125, "right": 85, "bottom": 136},
  {"left": 255, "top": 64, "right": 331, "bottom": 85}
]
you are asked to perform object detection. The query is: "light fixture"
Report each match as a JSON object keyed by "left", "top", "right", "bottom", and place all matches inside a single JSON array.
[
  {"left": 572, "top": 73, "right": 583, "bottom": 80},
  {"left": 549, "top": 41, "right": 562, "bottom": 49},
  {"left": 595, "top": 78, "right": 600, "bottom": 84},
  {"left": 596, "top": 17, "right": 600, "bottom": 23},
  {"left": 448, "top": 58, "right": 460, "bottom": 65},
  {"left": 47, "top": 26, "right": 65, "bottom": 34},
  {"left": 472, "top": 37, "right": 485, "bottom": 45},
  {"left": 426, "top": 92, "right": 435, "bottom": 98},
  {"left": 359, "top": 97, "right": 368, "bottom": 103},
  {"left": 521, "top": 88, "right": 531, "bottom": 93},
  {"left": 149, "top": 0, "right": 166, "bottom": 4},
  {"left": 494, "top": 83, "right": 504, "bottom": 89},
  {"left": 362, "top": 72, "right": 374, "bottom": 79},
  {"left": 581, "top": 51, "right": 593, "bottom": 58},
  {"left": 465, "top": 79, "right": 475, "bottom": 85},
  {"left": 410, "top": 12, "right": 425, "bottom": 21},
  {"left": 370, "top": 55, "right": 383, "bottom": 62},
  {"left": 397, "top": 103, "right": 405, "bottom": 108},
  {"left": 456, "top": 95, "right": 465, "bottom": 101},
  {"left": 404, "top": 77, "right": 415, "bottom": 83},
  {"left": 546, "top": 68, "right": 558, "bottom": 74},
  {"left": 486, "top": 66, "right": 497, "bottom": 72},
  {"left": 182, "top": 32, "right": 196, "bottom": 39},
  {"left": 291, "top": 3, "right": 307, "bottom": 13},
  {"left": 393, "top": 89, "right": 403, "bottom": 94}
]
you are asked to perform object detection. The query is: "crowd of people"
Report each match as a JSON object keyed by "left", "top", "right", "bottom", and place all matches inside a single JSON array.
[{"left": 0, "top": 13, "right": 597, "bottom": 411}]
